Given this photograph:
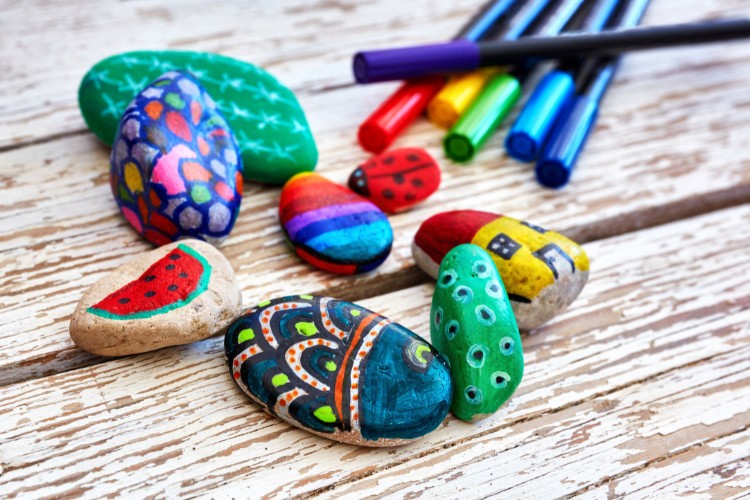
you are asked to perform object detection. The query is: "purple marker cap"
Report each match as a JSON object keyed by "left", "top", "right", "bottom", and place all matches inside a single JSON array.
[{"left": 353, "top": 41, "right": 481, "bottom": 84}]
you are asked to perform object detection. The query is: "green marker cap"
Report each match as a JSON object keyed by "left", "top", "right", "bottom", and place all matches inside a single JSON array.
[{"left": 444, "top": 73, "right": 521, "bottom": 162}]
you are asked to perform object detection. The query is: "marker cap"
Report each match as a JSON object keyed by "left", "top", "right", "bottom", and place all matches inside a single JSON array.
[
  {"left": 353, "top": 41, "right": 480, "bottom": 84},
  {"left": 444, "top": 73, "right": 521, "bottom": 162},
  {"left": 505, "top": 70, "right": 575, "bottom": 162},
  {"left": 357, "top": 77, "right": 446, "bottom": 153},
  {"left": 427, "top": 68, "right": 501, "bottom": 129},
  {"left": 535, "top": 95, "right": 599, "bottom": 188}
]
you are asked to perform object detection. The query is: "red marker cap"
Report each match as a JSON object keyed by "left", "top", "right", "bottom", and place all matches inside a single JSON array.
[{"left": 358, "top": 76, "right": 445, "bottom": 153}]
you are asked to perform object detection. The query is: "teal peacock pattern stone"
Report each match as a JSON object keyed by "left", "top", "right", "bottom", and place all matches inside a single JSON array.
[
  {"left": 79, "top": 50, "right": 318, "bottom": 184},
  {"left": 225, "top": 295, "right": 453, "bottom": 446}
]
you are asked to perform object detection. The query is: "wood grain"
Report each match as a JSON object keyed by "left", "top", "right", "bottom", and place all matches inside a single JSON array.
[{"left": 1, "top": 205, "right": 748, "bottom": 498}]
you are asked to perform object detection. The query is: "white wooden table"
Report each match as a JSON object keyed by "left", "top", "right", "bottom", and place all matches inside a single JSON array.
[{"left": 1, "top": 0, "right": 750, "bottom": 497}]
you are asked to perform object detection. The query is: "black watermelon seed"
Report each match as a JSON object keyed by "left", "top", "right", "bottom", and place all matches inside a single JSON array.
[
  {"left": 179, "top": 272, "right": 189, "bottom": 278},
  {"left": 144, "top": 275, "right": 156, "bottom": 282},
  {"left": 165, "top": 264, "right": 175, "bottom": 270},
  {"left": 118, "top": 298, "right": 130, "bottom": 304},
  {"left": 170, "top": 253, "right": 181, "bottom": 260},
  {"left": 144, "top": 291, "right": 156, "bottom": 298},
  {"left": 168, "top": 284, "right": 178, "bottom": 291}
]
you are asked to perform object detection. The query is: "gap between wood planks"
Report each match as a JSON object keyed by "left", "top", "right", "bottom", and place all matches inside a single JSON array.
[{"left": 299, "top": 349, "right": 750, "bottom": 499}]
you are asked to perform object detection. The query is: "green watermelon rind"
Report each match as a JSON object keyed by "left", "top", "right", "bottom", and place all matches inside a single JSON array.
[{"left": 86, "top": 244, "right": 213, "bottom": 321}]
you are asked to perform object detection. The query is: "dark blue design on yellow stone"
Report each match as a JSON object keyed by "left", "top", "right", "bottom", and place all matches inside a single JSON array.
[{"left": 225, "top": 295, "right": 452, "bottom": 446}]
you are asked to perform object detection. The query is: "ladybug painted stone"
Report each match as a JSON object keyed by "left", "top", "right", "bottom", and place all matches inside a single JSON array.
[{"left": 348, "top": 147, "right": 440, "bottom": 213}]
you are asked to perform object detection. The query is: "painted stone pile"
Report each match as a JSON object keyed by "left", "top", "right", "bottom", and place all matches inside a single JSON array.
[
  {"left": 70, "top": 47, "right": 598, "bottom": 448},
  {"left": 431, "top": 244, "right": 524, "bottom": 421},
  {"left": 413, "top": 210, "right": 589, "bottom": 330},
  {"left": 280, "top": 173, "right": 393, "bottom": 275},
  {"left": 225, "top": 295, "right": 452, "bottom": 446},
  {"left": 110, "top": 71, "right": 242, "bottom": 246},
  {"left": 70, "top": 239, "right": 242, "bottom": 357},
  {"left": 80, "top": 50, "right": 317, "bottom": 184}
]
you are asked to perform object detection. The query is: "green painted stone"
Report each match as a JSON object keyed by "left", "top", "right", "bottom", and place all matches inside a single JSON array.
[
  {"left": 430, "top": 244, "right": 524, "bottom": 422},
  {"left": 78, "top": 51, "right": 318, "bottom": 184}
]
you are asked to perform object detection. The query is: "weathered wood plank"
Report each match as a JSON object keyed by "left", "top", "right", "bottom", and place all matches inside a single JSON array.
[
  {"left": 323, "top": 347, "right": 750, "bottom": 499},
  {"left": 1, "top": 205, "right": 748, "bottom": 498},
  {"left": 577, "top": 428, "right": 750, "bottom": 499}
]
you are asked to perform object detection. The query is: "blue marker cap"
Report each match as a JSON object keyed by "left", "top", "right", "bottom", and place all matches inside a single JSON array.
[
  {"left": 505, "top": 70, "right": 575, "bottom": 162},
  {"left": 535, "top": 95, "right": 599, "bottom": 188}
]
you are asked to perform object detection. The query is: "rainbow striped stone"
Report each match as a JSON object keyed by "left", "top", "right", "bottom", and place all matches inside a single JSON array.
[{"left": 279, "top": 173, "right": 393, "bottom": 274}]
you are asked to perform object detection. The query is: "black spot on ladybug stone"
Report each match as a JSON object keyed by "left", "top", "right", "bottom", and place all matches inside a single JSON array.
[{"left": 347, "top": 147, "right": 441, "bottom": 213}]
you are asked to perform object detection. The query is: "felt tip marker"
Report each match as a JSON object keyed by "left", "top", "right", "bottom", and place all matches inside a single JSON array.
[
  {"left": 426, "top": 0, "right": 552, "bottom": 129},
  {"left": 536, "top": 0, "right": 651, "bottom": 188},
  {"left": 505, "top": 0, "right": 623, "bottom": 162},
  {"left": 356, "top": 0, "right": 518, "bottom": 153},
  {"left": 444, "top": 0, "right": 588, "bottom": 162},
  {"left": 353, "top": 18, "right": 750, "bottom": 84}
]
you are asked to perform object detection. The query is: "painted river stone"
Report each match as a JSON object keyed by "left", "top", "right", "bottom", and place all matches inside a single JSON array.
[
  {"left": 225, "top": 295, "right": 453, "bottom": 446},
  {"left": 79, "top": 50, "right": 317, "bottom": 184},
  {"left": 431, "top": 244, "right": 523, "bottom": 421},
  {"left": 413, "top": 210, "right": 589, "bottom": 330},
  {"left": 348, "top": 147, "right": 441, "bottom": 213},
  {"left": 70, "top": 239, "right": 242, "bottom": 356},
  {"left": 280, "top": 173, "right": 393, "bottom": 274},
  {"left": 110, "top": 71, "right": 242, "bottom": 246}
]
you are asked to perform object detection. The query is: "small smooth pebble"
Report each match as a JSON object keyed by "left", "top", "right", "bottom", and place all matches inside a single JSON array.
[
  {"left": 431, "top": 244, "right": 524, "bottom": 421},
  {"left": 70, "top": 240, "right": 242, "bottom": 357},
  {"left": 225, "top": 295, "right": 453, "bottom": 446},
  {"left": 348, "top": 147, "right": 441, "bottom": 213},
  {"left": 79, "top": 50, "right": 317, "bottom": 184},
  {"left": 279, "top": 173, "right": 393, "bottom": 274},
  {"left": 110, "top": 71, "right": 242, "bottom": 247},
  {"left": 413, "top": 210, "right": 589, "bottom": 330}
]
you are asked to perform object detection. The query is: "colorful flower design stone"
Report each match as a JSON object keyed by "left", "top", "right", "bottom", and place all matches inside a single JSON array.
[
  {"left": 110, "top": 71, "right": 242, "bottom": 246},
  {"left": 413, "top": 210, "right": 589, "bottom": 330},
  {"left": 80, "top": 50, "right": 317, "bottom": 184},
  {"left": 225, "top": 295, "right": 453, "bottom": 446},
  {"left": 430, "top": 244, "right": 524, "bottom": 421},
  {"left": 279, "top": 173, "right": 393, "bottom": 274}
]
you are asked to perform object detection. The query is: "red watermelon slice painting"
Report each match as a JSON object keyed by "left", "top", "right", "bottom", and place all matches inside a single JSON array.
[{"left": 87, "top": 244, "right": 212, "bottom": 320}]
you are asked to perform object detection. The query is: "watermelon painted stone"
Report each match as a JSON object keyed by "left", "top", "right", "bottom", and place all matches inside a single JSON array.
[
  {"left": 431, "top": 244, "right": 524, "bottom": 421},
  {"left": 225, "top": 295, "right": 452, "bottom": 446},
  {"left": 110, "top": 71, "right": 242, "bottom": 247},
  {"left": 348, "top": 147, "right": 441, "bottom": 213},
  {"left": 280, "top": 173, "right": 393, "bottom": 275},
  {"left": 413, "top": 210, "right": 589, "bottom": 330},
  {"left": 79, "top": 50, "right": 317, "bottom": 184},
  {"left": 70, "top": 240, "right": 242, "bottom": 356}
]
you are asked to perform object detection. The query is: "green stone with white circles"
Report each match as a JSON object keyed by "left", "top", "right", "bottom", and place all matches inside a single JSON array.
[{"left": 430, "top": 243, "right": 524, "bottom": 421}]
